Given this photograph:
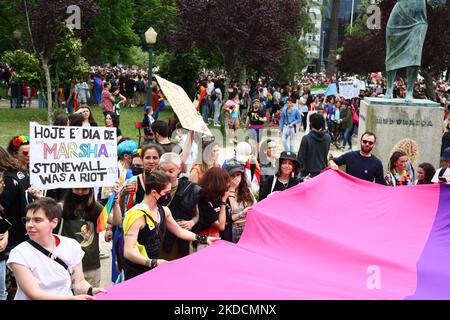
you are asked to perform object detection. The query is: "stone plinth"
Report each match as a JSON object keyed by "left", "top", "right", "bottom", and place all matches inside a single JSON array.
[{"left": 358, "top": 97, "right": 444, "bottom": 171}]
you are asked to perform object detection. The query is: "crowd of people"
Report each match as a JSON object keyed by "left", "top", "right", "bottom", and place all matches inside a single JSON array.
[{"left": 1, "top": 66, "right": 450, "bottom": 300}]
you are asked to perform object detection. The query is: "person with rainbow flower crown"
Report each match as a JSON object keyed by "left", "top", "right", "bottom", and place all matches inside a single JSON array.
[
  {"left": 384, "top": 151, "right": 413, "bottom": 187},
  {"left": 7, "top": 135, "right": 30, "bottom": 171}
]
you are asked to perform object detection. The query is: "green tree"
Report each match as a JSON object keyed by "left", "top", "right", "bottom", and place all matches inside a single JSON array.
[
  {"left": 52, "top": 32, "right": 90, "bottom": 107},
  {"left": 20, "top": 0, "right": 97, "bottom": 123},
  {"left": 83, "top": 0, "right": 139, "bottom": 65},
  {"left": 155, "top": 48, "right": 205, "bottom": 99},
  {"left": 127, "top": 46, "right": 149, "bottom": 70},
  {"left": 326, "top": 0, "right": 340, "bottom": 78},
  {"left": 277, "top": 36, "right": 308, "bottom": 84},
  {"left": 0, "top": 0, "right": 23, "bottom": 53},
  {"left": 3, "top": 50, "right": 40, "bottom": 85},
  {"left": 173, "top": 0, "right": 307, "bottom": 95}
]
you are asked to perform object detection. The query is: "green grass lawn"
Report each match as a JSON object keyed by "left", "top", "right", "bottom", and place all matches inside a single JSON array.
[
  {"left": 0, "top": 86, "right": 6, "bottom": 99},
  {"left": 0, "top": 105, "right": 172, "bottom": 148}
]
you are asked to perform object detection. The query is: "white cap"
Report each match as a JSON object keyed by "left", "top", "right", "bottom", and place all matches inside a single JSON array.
[{"left": 235, "top": 142, "right": 252, "bottom": 163}]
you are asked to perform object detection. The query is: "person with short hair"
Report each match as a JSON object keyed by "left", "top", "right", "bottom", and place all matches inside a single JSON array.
[
  {"left": 159, "top": 153, "right": 201, "bottom": 260},
  {"left": 259, "top": 139, "right": 278, "bottom": 187},
  {"left": 297, "top": 113, "right": 331, "bottom": 177},
  {"left": 122, "top": 170, "right": 218, "bottom": 280},
  {"left": 7, "top": 198, "right": 106, "bottom": 300},
  {"left": 151, "top": 120, "right": 182, "bottom": 154},
  {"left": 329, "top": 132, "right": 386, "bottom": 185}
]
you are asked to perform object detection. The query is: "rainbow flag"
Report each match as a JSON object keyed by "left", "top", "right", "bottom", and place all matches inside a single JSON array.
[{"left": 96, "top": 192, "right": 115, "bottom": 233}]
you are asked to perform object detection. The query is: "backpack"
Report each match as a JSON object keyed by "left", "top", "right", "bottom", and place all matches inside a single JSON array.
[{"left": 114, "top": 206, "right": 165, "bottom": 276}]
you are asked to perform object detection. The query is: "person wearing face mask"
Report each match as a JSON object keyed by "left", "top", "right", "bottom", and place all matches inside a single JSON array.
[
  {"left": 130, "top": 153, "right": 144, "bottom": 177},
  {"left": 122, "top": 170, "right": 219, "bottom": 280},
  {"left": 119, "top": 143, "right": 164, "bottom": 213},
  {"left": 60, "top": 187, "right": 122, "bottom": 287}
]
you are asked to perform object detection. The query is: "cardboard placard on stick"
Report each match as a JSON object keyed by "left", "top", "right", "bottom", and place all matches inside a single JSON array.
[
  {"left": 29, "top": 122, "right": 118, "bottom": 189},
  {"left": 155, "top": 75, "right": 212, "bottom": 136}
]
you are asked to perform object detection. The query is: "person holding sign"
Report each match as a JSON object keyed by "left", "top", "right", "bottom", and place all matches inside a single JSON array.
[
  {"left": 60, "top": 185, "right": 122, "bottom": 287},
  {"left": 7, "top": 198, "right": 106, "bottom": 300}
]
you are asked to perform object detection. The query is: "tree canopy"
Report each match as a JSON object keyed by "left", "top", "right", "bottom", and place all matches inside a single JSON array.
[{"left": 172, "top": 0, "right": 307, "bottom": 80}]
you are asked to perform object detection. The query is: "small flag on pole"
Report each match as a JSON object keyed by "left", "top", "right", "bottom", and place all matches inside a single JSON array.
[{"left": 97, "top": 192, "right": 115, "bottom": 233}]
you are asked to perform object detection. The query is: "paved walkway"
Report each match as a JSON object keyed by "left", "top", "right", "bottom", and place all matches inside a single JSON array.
[{"left": 0, "top": 98, "right": 39, "bottom": 109}]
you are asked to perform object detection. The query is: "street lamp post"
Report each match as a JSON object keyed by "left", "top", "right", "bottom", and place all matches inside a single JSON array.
[
  {"left": 144, "top": 27, "right": 157, "bottom": 108},
  {"left": 13, "top": 30, "right": 22, "bottom": 50}
]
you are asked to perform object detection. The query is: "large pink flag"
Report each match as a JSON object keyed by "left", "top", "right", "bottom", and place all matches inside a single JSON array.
[{"left": 97, "top": 170, "right": 450, "bottom": 300}]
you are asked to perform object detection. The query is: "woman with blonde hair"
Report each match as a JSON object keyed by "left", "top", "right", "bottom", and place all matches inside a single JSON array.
[{"left": 390, "top": 138, "right": 419, "bottom": 182}]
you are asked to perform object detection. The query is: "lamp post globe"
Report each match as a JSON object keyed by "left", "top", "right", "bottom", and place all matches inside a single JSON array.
[{"left": 145, "top": 27, "right": 157, "bottom": 108}]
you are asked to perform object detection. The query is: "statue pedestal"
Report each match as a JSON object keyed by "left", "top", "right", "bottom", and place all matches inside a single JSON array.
[{"left": 359, "top": 97, "right": 444, "bottom": 170}]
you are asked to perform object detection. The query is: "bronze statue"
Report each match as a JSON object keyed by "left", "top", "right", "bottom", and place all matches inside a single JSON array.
[{"left": 385, "top": 0, "right": 446, "bottom": 101}]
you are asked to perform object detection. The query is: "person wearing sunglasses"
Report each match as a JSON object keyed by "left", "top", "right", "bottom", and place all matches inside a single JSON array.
[{"left": 329, "top": 131, "right": 386, "bottom": 185}]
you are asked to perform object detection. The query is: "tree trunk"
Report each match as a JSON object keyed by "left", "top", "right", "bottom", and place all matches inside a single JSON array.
[
  {"left": 421, "top": 69, "right": 437, "bottom": 102},
  {"left": 54, "top": 63, "right": 60, "bottom": 109},
  {"left": 239, "top": 66, "right": 247, "bottom": 86},
  {"left": 326, "top": 0, "right": 340, "bottom": 79},
  {"left": 223, "top": 56, "right": 237, "bottom": 101},
  {"left": 41, "top": 58, "right": 53, "bottom": 124}
]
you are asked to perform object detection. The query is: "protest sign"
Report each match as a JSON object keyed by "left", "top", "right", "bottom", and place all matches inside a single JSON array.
[
  {"left": 155, "top": 75, "right": 212, "bottom": 136},
  {"left": 338, "top": 80, "right": 361, "bottom": 99},
  {"left": 326, "top": 83, "right": 337, "bottom": 97},
  {"left": 29, "top": 122, "right": 118, "bottom": 189}
]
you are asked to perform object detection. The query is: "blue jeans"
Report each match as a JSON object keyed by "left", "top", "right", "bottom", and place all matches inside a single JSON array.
[
  {"left": 201, "top": 100, "right": 210, "bottom": 124},
  {"left": 282, "top": 126, "right": 296, "bottom": 153},
  {"left": 0, "top": 260, "right": 6, "bottom": 300},
  {"left": 343, "top": 127, "right": 353, "bottom": 148},
  {"left": 152, "top": 106, "right": 160, "bottom": 121},
  {"left": 11, "top": 97, "right": 17, "bottom": 109},
  {"left": 213, "top": 99, "right": 222, "bottom": 125}
]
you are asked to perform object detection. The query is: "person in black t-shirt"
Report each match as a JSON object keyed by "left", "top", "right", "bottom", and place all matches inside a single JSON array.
[
  {"left": 329, "top": 131, "right": 386, "bottom": 185},
  {"left": 244, "top": 99, "right": 267, "bottom": 156},
  {"left": 151, "top": 120, "right": 182, "bottom": 155},
  {"left": 197, "top": 167, "right": 232, "bottom": 247}
]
